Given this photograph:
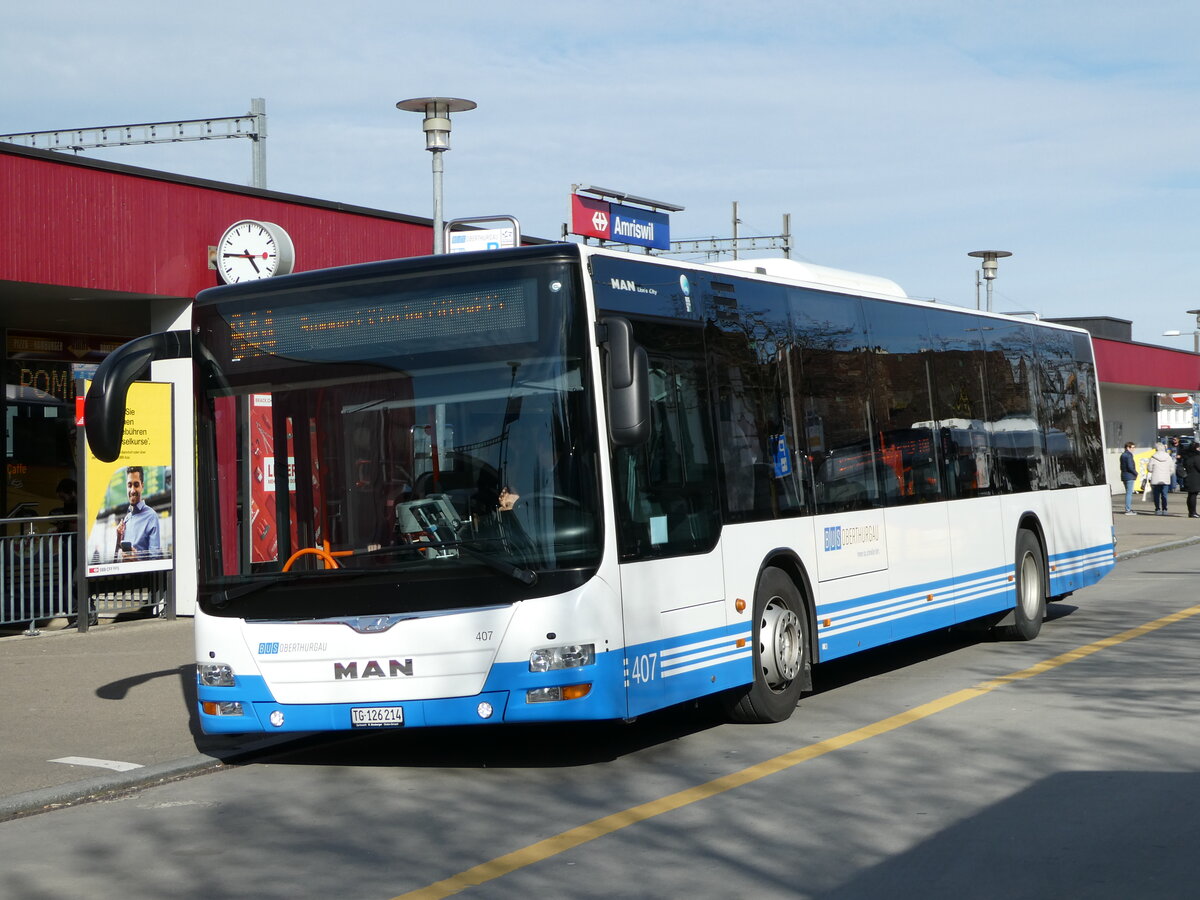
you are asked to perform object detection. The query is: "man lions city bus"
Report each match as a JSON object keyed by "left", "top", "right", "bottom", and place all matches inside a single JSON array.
[{"left": 85, "top": 244, "right": 1114, "bottom": 732}]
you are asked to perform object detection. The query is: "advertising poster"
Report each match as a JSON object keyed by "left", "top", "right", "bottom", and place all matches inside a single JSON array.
[{"left": 83, "top": 380, "right": 174, "bottom": 576}]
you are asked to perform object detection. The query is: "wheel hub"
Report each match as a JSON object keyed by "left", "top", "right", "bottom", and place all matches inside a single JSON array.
[
  {"left": 1019, "top": 551, "right": 1041, "bottom": 617},
  {"left": 761, "top": 598, "right": 802, "bottom": 689}
]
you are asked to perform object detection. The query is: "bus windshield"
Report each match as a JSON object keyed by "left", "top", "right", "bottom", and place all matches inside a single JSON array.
[{"left": 193, "top": 255, "right": 601, "bottom": 616}]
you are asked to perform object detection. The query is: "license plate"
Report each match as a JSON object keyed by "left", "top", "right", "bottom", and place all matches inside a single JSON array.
[{"left": 350, "top": 706, "right": 404, "bottom": 727}]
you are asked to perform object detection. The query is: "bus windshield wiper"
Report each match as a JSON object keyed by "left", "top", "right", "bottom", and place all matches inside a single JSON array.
[
  {"left": 212, "top": 570, "right": 318, "bottom": 607},
  {"left": 213, "top": 556, "right": 415, "bottom": 606},
  {"left": 425, "top": 536, "right": 539, "bottom": 586}
]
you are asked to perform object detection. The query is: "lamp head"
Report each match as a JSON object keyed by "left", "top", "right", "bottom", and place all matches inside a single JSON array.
[
  {"left": 968, "top": 250, "right": 1013, "bottom": 280},
  {"left": 396, "top": 97, "right": 477, "bottom": 152}
]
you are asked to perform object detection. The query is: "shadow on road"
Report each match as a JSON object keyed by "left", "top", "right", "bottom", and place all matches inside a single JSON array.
[{"left": 255, "top": 609, "right": 1078, "bottom": 771}]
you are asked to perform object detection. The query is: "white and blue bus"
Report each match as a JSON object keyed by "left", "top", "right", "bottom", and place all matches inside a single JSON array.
[{"left": 85, "top": 243, "right": 1114, "bottom": 732}]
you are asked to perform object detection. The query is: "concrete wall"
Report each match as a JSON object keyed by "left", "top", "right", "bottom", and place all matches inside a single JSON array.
[{"left": 1102, "top": 386, "right": 1157, "bottom": 492}]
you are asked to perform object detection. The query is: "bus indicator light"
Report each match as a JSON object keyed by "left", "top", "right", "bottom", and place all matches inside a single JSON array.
[
  {"left": 202, "top": 701, "right": 244, "bottom": 716},
  {"left": 527, "top": 684, "right": 592, "bottom": 703}
]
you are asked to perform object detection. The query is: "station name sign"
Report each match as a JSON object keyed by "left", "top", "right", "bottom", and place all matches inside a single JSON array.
[{"left": 570, "top": 194, "right": 670, "bottom": 250}]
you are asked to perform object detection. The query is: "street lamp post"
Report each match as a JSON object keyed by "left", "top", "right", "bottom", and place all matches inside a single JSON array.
[
  {"left": 968, "top": 250, "right": 1012, "bottom": 312},
  {"left": 1163, "top": 310, "right": 1200, "bottom": 441},
  {"left": 1162, "top": 310, "right": 1200, "bottom": 353},
  {"left": 396, "top": 97, "right": 477, "bottom": 255}
]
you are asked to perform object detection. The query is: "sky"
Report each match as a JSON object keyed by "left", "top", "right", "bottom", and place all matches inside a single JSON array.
[{"left": 4, "top": 1, "right": 1199, "bottom": 346}]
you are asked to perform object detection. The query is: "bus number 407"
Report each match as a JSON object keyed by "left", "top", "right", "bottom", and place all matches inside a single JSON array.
[{"left": 629, "top": 653, "right": 657, "bottom": 683}]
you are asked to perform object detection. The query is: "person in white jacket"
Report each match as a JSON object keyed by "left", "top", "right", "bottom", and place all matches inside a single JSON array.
[{"left": 1147, "top": 445, "right": 1175, "bottom": 515}]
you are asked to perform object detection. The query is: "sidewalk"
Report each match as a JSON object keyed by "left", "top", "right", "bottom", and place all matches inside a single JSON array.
[
  {"left": 1109, "top": 491, "right": 1200, "bottom": 558},
  {"left": 2, "top": 498, "right": 1198, "bottom": 821},
  {"left": 0, "top": 616, "right": 291, "bottom": 820}
]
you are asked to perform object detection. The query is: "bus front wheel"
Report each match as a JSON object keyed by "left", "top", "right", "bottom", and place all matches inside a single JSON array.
[
  {"left": 997, "top": 529, "right": 1046, "bottom": 641},
  {"left": 724, "top": 567, "right": 808, "bottom": 724}
]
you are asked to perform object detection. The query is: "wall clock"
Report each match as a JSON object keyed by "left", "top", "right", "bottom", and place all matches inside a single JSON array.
[{"left": 216, "top": 220, "right": 295, "bottom": 284}]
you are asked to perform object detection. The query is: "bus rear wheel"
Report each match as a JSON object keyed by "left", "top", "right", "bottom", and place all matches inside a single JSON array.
[
  {"left": 997, "top": 529, "right": 1046, "bottom": 641},
  {"left": 724, "top": 567, "right": 808, "bottom": 724}
]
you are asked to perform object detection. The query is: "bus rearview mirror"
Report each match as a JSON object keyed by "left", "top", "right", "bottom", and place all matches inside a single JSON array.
[{"left": 601, "top": 316, "right": 650, "bottom": 447}]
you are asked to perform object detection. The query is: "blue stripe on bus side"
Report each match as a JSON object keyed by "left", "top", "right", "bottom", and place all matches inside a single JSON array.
[
  {"left": 1048, "top": 543, "right": 1115, "bottom": 595},
  {"left": 816, "top": 566, "right": 1006, "bottom": 659},
  {"left": 621, "top": 623, "right": 755, "bottom": 718},
  {"left": 816, "top": 541, "right": 1116, "bottom": 660}
]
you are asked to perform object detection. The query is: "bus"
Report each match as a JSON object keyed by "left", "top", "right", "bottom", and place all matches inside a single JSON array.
[{"left": 85, "top": 243, "right": 1115, "bottom": 732}]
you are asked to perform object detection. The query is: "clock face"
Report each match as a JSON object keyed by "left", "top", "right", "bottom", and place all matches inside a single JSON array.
[{"left": 216, "top": 220, "right": 295, "bottom": 284}]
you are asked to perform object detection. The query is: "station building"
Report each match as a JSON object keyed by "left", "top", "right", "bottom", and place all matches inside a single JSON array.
[{"left": 3, "top": 142, "right": 1198, "bottom": 615}]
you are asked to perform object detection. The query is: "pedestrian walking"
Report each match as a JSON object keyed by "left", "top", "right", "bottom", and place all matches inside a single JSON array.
[
  {"left": 1182, "top": 443, "right": 1200, "bottom": 519},
  {"left": 1147, "top": 444, "right": 1174, "bottom": 515},
  {"left": 1119, "top": 441, "right": 1138, "bottom": 515}
]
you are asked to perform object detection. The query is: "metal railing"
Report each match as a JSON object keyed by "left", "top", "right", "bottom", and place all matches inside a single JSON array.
[
  {"left": 1, "top": 515, "right": 173, "bottom": 632},
  {"left": 1, "top": 516, "right": 76, "bottom": 630}
]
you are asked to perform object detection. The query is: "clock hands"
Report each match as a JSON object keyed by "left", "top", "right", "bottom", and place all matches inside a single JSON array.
[{"left": 222, "top": 249, "right": 273, "bottom": 275}]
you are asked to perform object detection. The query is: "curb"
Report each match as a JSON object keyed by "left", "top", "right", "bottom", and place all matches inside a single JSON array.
[
  {"left": 1116, "top": 535, "right": 1200, "bottom": 561},
  {"left": 0, "top": 734, "right": 299, "bottom": 823}
]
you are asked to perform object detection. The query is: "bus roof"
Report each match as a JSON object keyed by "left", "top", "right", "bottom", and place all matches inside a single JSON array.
[{"left": 709, "top": 257, "right": 907, "bottom": 299}]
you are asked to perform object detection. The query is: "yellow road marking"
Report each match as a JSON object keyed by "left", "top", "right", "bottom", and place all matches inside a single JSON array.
[{"left": 396, "top": 603, "right": 1200, "bottom": 900}]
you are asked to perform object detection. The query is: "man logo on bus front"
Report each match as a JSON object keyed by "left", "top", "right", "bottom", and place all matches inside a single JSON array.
[{"left": 333, "top": 659, "right": 415, "bottom": 680}]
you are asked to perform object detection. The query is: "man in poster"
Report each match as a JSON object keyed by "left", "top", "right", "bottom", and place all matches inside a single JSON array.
[{"left": 115, "top": 465, "right": 160, "bottom": 559}]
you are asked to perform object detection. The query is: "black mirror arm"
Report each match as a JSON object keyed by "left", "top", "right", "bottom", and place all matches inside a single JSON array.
[{"left": 84, "top": 331, "right": 191, "bottom": 462}]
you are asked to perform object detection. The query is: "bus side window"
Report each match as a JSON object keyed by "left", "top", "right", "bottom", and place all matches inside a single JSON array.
[{"left": 790, "top": 289, "right": 878, "bottom": 514}]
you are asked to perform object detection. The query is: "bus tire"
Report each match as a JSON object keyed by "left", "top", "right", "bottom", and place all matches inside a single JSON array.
[
  {"left": 998, "top": 529, "right": 1045, "bottom": 641},
  {"left": 724, "top": 566, "right": 808, "bottom": 724}
]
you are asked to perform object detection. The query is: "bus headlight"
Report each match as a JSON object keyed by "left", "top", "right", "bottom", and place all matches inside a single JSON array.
[
  {"left": 198, "top": 663, "right": 236, "bottom": 687},
  {"left": 529, "top": 643, "right": 595, "bottom": 672}
]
